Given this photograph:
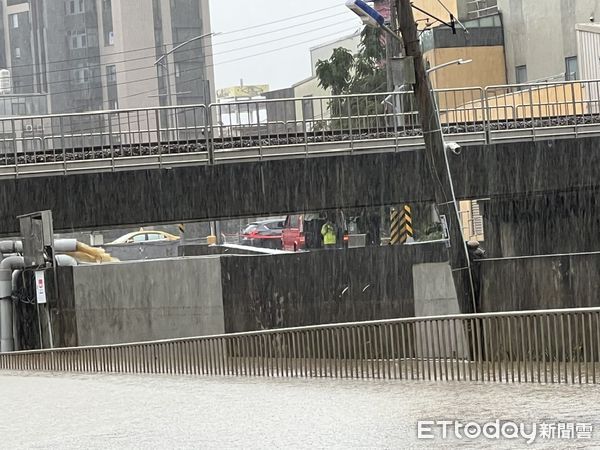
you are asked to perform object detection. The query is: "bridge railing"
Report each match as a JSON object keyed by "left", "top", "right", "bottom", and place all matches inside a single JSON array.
[
  {"left": 2, "top": 307, "right": 600, "bottom": 384},
  {"left": 0, "top": 104, "right": 210, "bottom": 171},
  {"left": 0, "top": 79, "right": 599, "bottom": 175},
  {"left": 209, "top": 88, "right": 489, "bottom": 161}
]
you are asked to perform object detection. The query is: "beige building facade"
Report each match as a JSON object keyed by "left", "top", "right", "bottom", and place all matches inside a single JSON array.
[{"left": 0, "top": 0, "right": 215, "bottom": 114}]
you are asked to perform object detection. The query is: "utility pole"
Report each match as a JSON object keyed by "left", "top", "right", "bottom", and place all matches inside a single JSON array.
[
  {"left": 384, "top": 0, "right": 399, "bottom": 92},
  {"left": 395, "top": 0, "right": 477, "bottom": 313}
]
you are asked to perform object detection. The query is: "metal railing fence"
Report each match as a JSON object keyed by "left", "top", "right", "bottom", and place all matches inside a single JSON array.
[
  {"left": 0, "top": 104, "right": 210, "bottom": 168},
  {"left": 2, "top": 307, "right": 600, "bottom": 384},
  {"left": 0, "top": 79, "right": 599, "bottom": 176}
]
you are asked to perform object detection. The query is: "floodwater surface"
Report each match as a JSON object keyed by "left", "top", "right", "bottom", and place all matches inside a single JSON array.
[{"left": 1, "top": 372, "right": 599, "bottom": 448}]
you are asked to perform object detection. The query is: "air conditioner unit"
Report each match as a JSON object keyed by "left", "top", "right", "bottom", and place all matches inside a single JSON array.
[{"left": 108, "top": 31, "right": 115, "bottom": 45}]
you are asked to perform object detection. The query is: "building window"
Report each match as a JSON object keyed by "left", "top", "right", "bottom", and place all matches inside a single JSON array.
[
  {"left": 108, "top": 99, "right": 118, "bottom": 110},
  {"left": 66, "top": 0, "right": 85, "bottom": 15},
  {"left": 515, "top": 65, "right": 527, "bottom": 85},
  {"left": 11, "top": 103, "right": 26, "bottom": 116},
  {"left": 14, "top": 48, "right": 21, "bottom": 59},
  {"left": 10, "top": 14, "right": 18, "bottom": 29},
  {"left": 68, "top": 30, "right": 87, "bottom": 50},
  {"left": 102, "top": 0, "right": 114, "bottom": 46},
  {"left": 565, "top": 56, "right": 578, "bottom": 81},
  {"left": 174, "top": 63, "right": 181, "bottom": 78},
  {"left": 106, "top": 65, "right": 117, "bottom": 83},
  {"left": 73, "top": 66, "right": 89, "bottom": 84}
]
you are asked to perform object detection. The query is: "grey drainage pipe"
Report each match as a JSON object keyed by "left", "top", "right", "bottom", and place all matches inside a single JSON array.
[
  {"left": 0, "top": 256, "right": 24, "bottom": 352},
  {"left": 55, "top": 254, "right": 78, "bottom": 267},
  {"left": 11, "top": 270, "right": 21, "bottom": 352},
  {"left": 0, "top": 239, "right": 77, "bottom": 258},
  {"left": 0, "top": 240, "right": 78, "bottom": 352}
]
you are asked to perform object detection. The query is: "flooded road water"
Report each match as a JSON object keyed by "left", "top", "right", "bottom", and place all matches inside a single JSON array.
[{"left": 1, "top": 372, "right": 599, "bottom": 449}]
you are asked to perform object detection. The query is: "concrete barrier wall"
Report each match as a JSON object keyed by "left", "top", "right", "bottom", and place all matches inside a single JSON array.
[
  {"left": 220, "top": 244, "right": 448, "bottom": 333},
  {"left": 64, "top": 257, "right": 225, "bottom": 346},
  {"left": 478, "top": 253, "right": 600, "bottom": 312}
]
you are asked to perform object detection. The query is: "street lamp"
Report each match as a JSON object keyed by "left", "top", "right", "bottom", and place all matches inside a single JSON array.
[
  {"left": 153, "top": 31, "right": 219, "bottom": 107},
  {"left": 427, "top": 58, "right": 472, "bottom": 75},
  {"left": 345, "top": 0, "right": 402, "bottom": 42},
  {"left": 153, "top": 31, "right": 220, "bottom": 244}
]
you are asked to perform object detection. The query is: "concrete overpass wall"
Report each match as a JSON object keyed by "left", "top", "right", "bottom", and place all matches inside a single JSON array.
[{"left": 0, "top": 136, "right": 599, "bottom": 237}]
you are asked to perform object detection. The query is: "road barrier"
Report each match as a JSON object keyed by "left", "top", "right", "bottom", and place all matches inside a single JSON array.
[
  {"left": 0, "top": 79, "right": 599, "bottom": 178},
  {"left": 2, "top": 307, "right": 600, "bottom": 384}
]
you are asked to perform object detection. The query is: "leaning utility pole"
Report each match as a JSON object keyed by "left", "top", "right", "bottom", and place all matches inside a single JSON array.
[{"left": 395, "top": 0, "right": 476, "bottom": 313}]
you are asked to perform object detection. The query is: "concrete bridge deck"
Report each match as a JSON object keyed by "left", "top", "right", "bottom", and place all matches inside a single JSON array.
[{"left": 0, "top": 134, "right": 598, "bottom": 235}]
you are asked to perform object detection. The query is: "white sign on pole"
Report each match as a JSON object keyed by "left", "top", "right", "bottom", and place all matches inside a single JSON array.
[{"left": 35, "top": 270, "right": 47, "bottom": 304}]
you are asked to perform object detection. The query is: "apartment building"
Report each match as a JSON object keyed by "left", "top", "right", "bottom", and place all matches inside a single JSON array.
[
  {"left": 0, "top": 0, "right": 215, "bottom": 114},
  {"left": 498, "top": 0, "right": 600, "bottom": 83}
]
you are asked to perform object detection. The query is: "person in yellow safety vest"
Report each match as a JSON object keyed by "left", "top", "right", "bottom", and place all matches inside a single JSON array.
[{"left": 321, "top": 220, "right": 337, "bottom": 249}]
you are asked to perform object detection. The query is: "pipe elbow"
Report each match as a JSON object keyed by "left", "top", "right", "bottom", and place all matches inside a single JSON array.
[{"left": 55, "top": 254, "right": 78, "bottom": 267}]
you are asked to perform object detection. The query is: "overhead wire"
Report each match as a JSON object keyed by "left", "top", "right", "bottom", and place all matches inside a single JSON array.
[
  {"left": 119, "top": 25, "right": 360, "bottom": 101},
  {"left": 4, "top": 14, "right": 352, "bottom": 93},
  {"left": 2, "top": 4, "right": 346, "bottom": 72},
  {"left": 4, "top": 23, "right": 359, "bottom": 102},
  {"left": 5, "top": 22, "right": 361, "bottom": 142},
  {"left": 434, "top": 0, "right": 469, "bottom": 34}
]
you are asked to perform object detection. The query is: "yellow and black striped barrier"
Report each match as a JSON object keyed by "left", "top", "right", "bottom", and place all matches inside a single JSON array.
[
  {"left": 178, "top": 224, "right": 185, "bottom": 235},
  {"left": 390, "top": 205, "right": 413, "bottom": 245}
]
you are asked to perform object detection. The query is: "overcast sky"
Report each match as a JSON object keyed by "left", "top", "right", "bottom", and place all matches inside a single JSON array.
[{"left": 209, "top": 0, "right": 359, "bottom": 91}]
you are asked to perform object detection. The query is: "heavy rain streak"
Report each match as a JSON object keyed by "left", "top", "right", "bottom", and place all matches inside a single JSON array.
[{"left": 0, "top": 0, "right": 599, "bottom": 447}]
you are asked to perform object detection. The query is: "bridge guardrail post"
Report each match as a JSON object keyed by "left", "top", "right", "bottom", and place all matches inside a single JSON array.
[
  {"left": 347, "top": 96, "right": 354, "bottom": 153},
  {"left": 108, "top": 112, "right": 115, "bottom": 171},
  {"left": 393, "top": 92, "right": 399, "bottom": 152},
  {"left": 528, "top": 86, "right": 536, "bottom": 140},
  {"left": 483, "top": 86, "right": 491, "bottom": 144},
  {"left": 257, "top": 101, "right": 263, "bottom": 161},
  {"left": 155, "top": 109, "right": 163, "bottom": 169},
  {"left": 207, "top": 104, "right": 216, "bottom": 164},
  {"left": 303, "top": 99, "right": 309, "bottom": 157},
  {"left": 571, "top": 81, "right": 578, "bottom": 138}
]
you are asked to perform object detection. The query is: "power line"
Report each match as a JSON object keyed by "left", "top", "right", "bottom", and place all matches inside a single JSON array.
[
  {"left": 120, "top": 26, "right": 360, "bottom": 101},
  {"left": 7, "top": 23, "right": 358, "bottom": 102},
  {"left": 9, "top": 21, "right": 360, "bottom": 140},
  {"left": 2, "top": 4, "right": 346, "bottom": 73},
  {"left": 4, "top": 14, "right": 351, "bottom": 92},
  {"left": 211, "top": 4, "right": 344, "bottom": 35}
]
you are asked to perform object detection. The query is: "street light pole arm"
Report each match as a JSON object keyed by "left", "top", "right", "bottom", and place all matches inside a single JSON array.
[
  {"left": 426, "top": 59, "right": 472, "bottom": 75},
  {"left": 154, "top": 32, "right": 217, "bottom": 66}
]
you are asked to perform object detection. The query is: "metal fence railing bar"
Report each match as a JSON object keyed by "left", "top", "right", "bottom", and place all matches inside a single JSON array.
[
  {"left": 2, "top": 307, "right": 600, "bottom": 384},
  {"left": 0, "top": 80, "right": 599, "bottom": 176}
]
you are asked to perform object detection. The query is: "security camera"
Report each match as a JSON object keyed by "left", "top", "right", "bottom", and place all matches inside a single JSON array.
[{"left": 445, "top": 141, "right": 462, "bottom": 155}]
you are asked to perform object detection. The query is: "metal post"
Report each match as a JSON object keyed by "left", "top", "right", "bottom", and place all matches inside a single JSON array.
[
  {"left": 385, "top": 23, "right": 394, "bottom": 93},
  {"left": 395, "top": 0, "right": 476, "bottom": 313},
  {"left": 163, "top": 44, "right": 173, "bottom": 109}
]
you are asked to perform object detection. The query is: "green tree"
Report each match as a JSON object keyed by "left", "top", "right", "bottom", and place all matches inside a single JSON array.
[
  {"left": 315, "top": 27, "right": 388, "bottom": 128},
  {"left": 316, "top": 27, "right": 387, "bottom": 95},
  {"left": 314, "top": 47, "right": 355, "bottom": 96}
]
